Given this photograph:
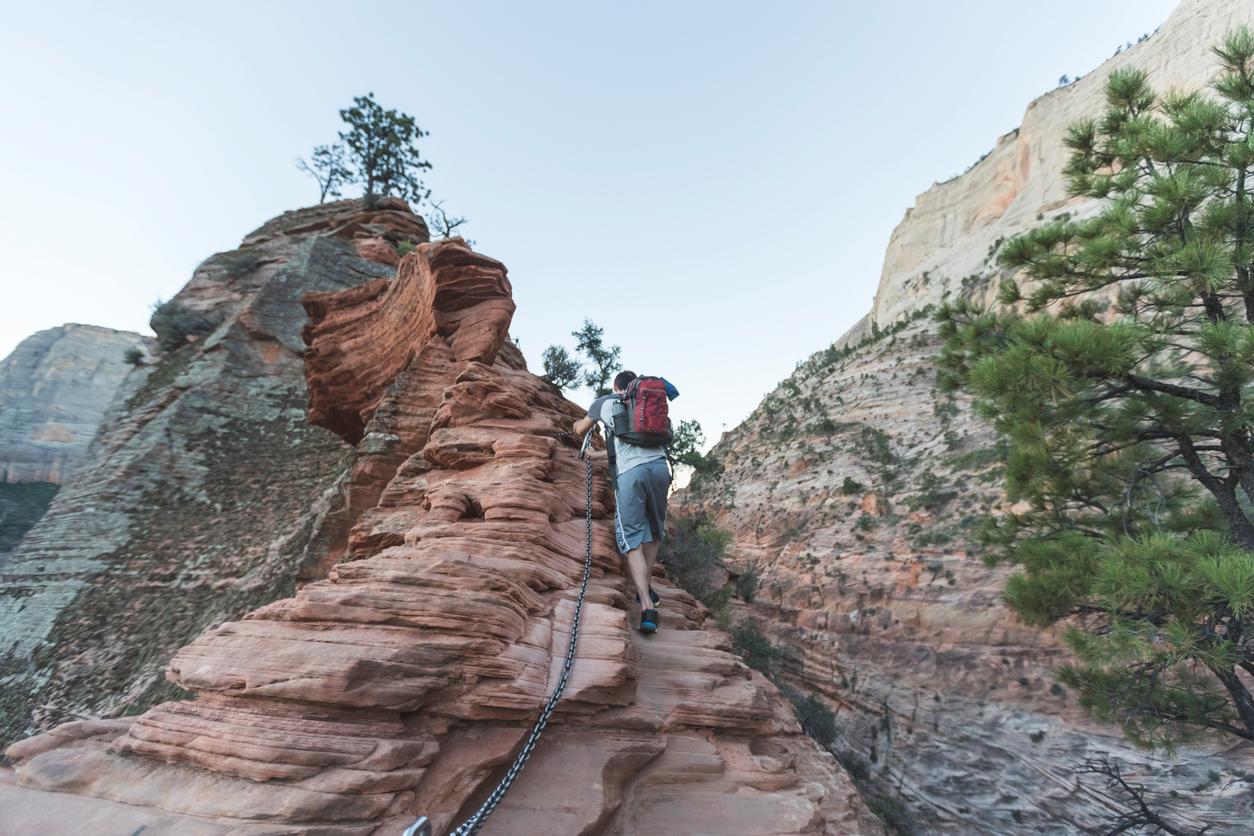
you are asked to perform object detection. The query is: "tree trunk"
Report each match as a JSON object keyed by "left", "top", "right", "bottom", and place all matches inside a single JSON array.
[
  {"left": 1178, "top": 436, "right": 1254, "bottom": 549},
  {"left": 1212, "top": 664, "right": 1254, "bottom": 738}
]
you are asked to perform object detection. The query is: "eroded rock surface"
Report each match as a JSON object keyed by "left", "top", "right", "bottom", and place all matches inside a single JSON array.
[
  {"left": 3, "top": 238, "right": 880, "bottom": 835},
  {"left": 679, "top": 1, "right": 1254, "bottom": 832},
  {"left": 0, "top": 198, "right": 428, "bottom": 746}
]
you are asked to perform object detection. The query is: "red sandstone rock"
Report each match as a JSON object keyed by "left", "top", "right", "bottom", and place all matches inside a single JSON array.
[
  {"left": 3, "top": 238, "right": 880, "bottom": 835},
  {"left": 355, "top": 236, "right": 400, "bottom": 265}
]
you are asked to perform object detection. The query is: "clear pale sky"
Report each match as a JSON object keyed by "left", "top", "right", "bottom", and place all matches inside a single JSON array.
[{"left": 0, "top": 1, "right": 1180, "bottom": 446}]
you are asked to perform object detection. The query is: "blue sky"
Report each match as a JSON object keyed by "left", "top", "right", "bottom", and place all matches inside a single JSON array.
[{"left": 0, "top": 1, "right": 1179, "bottom": 445}]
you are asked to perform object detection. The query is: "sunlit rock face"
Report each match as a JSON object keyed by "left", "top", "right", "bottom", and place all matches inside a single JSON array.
[
  {"left": 679, "top": 1, "right": 1254, "bottom": 832},
  {"left": 0, "top": 198, "right": 428, "bottom": 747},
  {"left": 2, "top": 236, "right": 881, "bottom": 835}
]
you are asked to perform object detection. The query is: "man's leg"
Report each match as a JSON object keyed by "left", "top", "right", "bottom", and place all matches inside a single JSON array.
[
  {"left": 624, "top": 545, "right": 652, "bottom": 611},
  {"left": 614, "top": 471, "right": 650, "bottom": 607},
  {"left": 641, "top": 459, "right": 669, "bottom": 591},
  {"left": 642, "top": 541, "right": 659, "bottom": 579}
]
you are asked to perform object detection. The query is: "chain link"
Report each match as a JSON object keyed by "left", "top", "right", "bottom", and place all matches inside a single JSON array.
[{"left": 408, "top": 430, "right": 596, "bottom": 836}]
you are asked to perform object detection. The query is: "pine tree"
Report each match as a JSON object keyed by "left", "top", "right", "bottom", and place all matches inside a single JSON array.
[
  {"left": 338, "top": 92, "right": 432, "bottom": 203},
  {"left": 296, "top": 144, "right": 352, "bottom": 203},
  {"left": 939, "top": 28, "right": 1254, "bottom": 747},
  {"left": 572, "top": 319, "right": 622, "bottom": 396},
  {"left": 541, "top": 345, "right": 582, "bottom": 390}
]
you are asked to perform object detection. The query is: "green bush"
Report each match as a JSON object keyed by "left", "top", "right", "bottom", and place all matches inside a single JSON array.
[
  {"left": 731, "top": 617, "right": 777, "bottom": 676},
  {"left": 734, "top": 563, "right": 759, "bottom": 602},
  {"left": 149, "top": 299, "right": 222, "bottom": 353},
  {"left": 835, "top": 748, "right": 871, "bottom": 782},
  {"left": 865, "top": 792, "right": 920, "bottom": 835},
  {"left": 782, "top": 686, "right": 838, "bottom": 747},
  {"left": 660, "top": 514, "right": 730, "bottom": 607}
]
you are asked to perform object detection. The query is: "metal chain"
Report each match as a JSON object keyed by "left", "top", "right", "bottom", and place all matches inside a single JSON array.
[{"left": 405, "top": 430, "right": 595, "bottom": 836}]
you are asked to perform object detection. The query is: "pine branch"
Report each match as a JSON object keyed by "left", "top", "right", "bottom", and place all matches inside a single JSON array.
[{"left": 1125, "top": 374, "right": 1223, "bottom": 407}]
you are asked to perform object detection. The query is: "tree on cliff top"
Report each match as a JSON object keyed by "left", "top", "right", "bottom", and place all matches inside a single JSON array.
[
  {"left": 296, "top": 144, "right": 352, "bottom": 203},
  {"left": 339, "top": 92, "right": 432, "bottom": 203},
  {"left": 297, "top": 93, "right": 433, "bottom": 205},
  {"left": 541, "top": 319, "right": 620, "bottom": 394},
  {"left": 572, "top": 319, "right": 622, "bottom": 396},
  {"left": 939, "top": 28, "right": 1254, "bottom": 748},
  {"left": 541, "top": 345, "right": 582, "bottom": 390}
]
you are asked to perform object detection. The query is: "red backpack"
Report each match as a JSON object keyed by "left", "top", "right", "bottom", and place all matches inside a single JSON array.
[{"left": 612, "top": 376, "right": 673, "bottom": 446}]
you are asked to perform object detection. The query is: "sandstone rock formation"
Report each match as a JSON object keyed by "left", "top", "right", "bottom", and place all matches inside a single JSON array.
[
  {"left": 3, "top": 237, "right": 881, "bottom": 835},
  {"left": 0, "top": 198, "right": 428, "bottom": 746},
  {"left": 0, "top": 325, "right": 150, "bottom": 561},
  {"left": 679, "top": 1, "right": 1254, "bottom": 832},
  {"left": 872, "top": 0, "right": 1254, "bottom": 327}
]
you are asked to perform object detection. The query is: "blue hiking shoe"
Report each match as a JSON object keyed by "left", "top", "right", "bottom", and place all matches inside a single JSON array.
[
  {"left": 639, "top": 609, "right": 659, "bottom": 634},
  {"left": 634, "top": 587, "right": 661, "bottom": 607}
]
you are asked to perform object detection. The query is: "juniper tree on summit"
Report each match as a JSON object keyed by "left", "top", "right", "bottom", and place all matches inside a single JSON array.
[
  {"left": 338, "top": 92, "right": 432, "bottom": 203},
  {"left": 939, "top": 28, "right": 1254, "bottom": 747}
]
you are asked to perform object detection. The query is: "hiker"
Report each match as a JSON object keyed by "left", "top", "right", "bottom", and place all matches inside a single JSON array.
[{"left": 572, "top": 371, "right": 679, "bottom": 634}]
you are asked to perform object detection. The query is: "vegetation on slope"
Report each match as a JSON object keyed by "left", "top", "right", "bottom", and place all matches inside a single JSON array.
[{"left": 941, "top": 27, "right": 1254, "bottom": 749}]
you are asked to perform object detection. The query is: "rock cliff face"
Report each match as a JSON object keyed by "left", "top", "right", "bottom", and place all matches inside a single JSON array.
[
  {"left": 0, "top": 325, "right": 150, "bottom": 561},
  {"left": 3, "top": 237, "right": 880, "bottom": 835},
  {"left": 679, "top": 1, "right": 1254, "bottom": 832},
  {"left": 0, "top": 324, "right": 149, "bottom": 485},
  {"left": 0, "top": 198, "right": 428, "bottom": 746},
  {"left": 872, "top": 0, "right": 1254, "bottom": 327}
]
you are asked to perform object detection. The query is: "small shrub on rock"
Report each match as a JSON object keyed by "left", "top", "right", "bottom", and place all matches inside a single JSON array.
[
  {"left": 734, "top": 563, "right": 759, "bottom": 602},
  {"left": 782, "top": 686, "right": 838, "bottom": 747},
  {"left": 150, "top": 299, "right": 222, "bottom": 353},
  {"left": 731, "top": 618, "right": 777, "bottom": 677}
]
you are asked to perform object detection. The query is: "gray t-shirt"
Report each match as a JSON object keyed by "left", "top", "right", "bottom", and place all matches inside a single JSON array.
[{"left": 587, "top": 394, "right": 667, "bottom": 475}]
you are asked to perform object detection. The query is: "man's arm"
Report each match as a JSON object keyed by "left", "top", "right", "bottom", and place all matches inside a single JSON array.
[{"left": 573, "top": 395, "right": 610, "bottom": 436}]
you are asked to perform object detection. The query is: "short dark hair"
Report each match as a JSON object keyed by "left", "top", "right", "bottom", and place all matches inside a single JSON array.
[{"left": 613, "top": 370, "right": 637, "bottom": 391}]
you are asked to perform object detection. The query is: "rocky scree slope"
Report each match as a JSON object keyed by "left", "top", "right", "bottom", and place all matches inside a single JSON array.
[
  {"left": 678, "top": 0, "right": 1254, "bottom": 833},
  {"left": 0, "top": 324, "right": 150, "bottom": 562},
  {"left": 0, "top": 198, "right": 427, "bottom": 747},
  {"left": 2, "top": 237, "right": 882, "bottom": 835}
]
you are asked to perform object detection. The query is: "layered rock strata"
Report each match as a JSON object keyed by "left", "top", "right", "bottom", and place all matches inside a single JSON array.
[
  {"left": 3, "top": 238, "right": 880, "bottom": 834},
  {"left": 680, "top": 0, "right": 1254, "bottom": 832},
  {"left": 0, "top": 198, "right": 428, "bottom": 745}
]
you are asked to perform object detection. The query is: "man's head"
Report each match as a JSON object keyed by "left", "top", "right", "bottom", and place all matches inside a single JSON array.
[{"left": 612, "top": 370, "right": 636, "bottom": 394}]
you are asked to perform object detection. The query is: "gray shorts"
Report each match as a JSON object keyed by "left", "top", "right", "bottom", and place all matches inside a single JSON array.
[{"left": 613, "top": 458, "right": 671, "bottom": 553}]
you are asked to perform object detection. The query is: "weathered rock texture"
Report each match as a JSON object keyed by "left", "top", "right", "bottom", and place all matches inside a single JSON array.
[
  {"left": 3, "top": 238, "right": 880, "bottom": 835},
  {"left": 0, "top": 325, "right": 151, "bottom": 561},
  {"left": 0, "top": 198, "right": 428, "bottom": 747},
  {"left": 679, "top": 1, "right": 1254, "bottom": 833},
  {"left": 0, "top": 324, "right": 150, "bottom": 485}
]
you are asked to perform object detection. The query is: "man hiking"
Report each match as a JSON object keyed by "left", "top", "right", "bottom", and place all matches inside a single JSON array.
[{"left": 572, "top": 370, "right": 678, "bottom": 634}]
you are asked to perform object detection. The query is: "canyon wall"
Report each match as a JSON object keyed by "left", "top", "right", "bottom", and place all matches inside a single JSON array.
[
  {"left": 0, "top": 324, "right": 149, "bottom": 485},
  {"left": 0, "top": 198, "right": 427, "bottom": 746},
  {"left": 678, "top": 0, "right": 1254, "bottom": 832},
  {"left": 870, "top": 0, "right": 1254, "bottom": 327},
  {"left": 3, "top": 237, "right": 881, "bottom": 835},
  {"left": 0, "top": 325, "right": 150, "bottom": 560}
]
